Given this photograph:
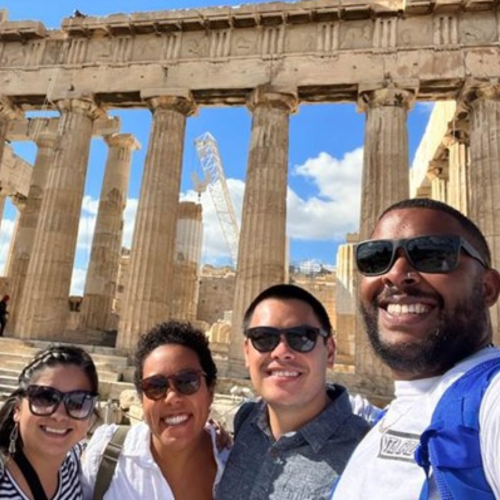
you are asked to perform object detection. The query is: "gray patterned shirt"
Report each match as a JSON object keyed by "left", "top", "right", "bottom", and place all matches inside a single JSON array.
[{"left": 216, "top": 385, "right": 369, "bottom": 500}]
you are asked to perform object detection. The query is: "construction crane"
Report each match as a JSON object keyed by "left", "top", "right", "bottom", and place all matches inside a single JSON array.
[{"left": 193, "top": 132, "right": 240, "bottom": 266}]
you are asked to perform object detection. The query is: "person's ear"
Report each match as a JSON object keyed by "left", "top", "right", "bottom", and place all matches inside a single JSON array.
[
  {"left": 244, "top": 338, "right": 251, "bottom": 369},
  {"left": 326, "top": 335, "right": 336, "bottom": 369},
  {"left": 483, "top": 268, "right": 500, "bottom": 307}
]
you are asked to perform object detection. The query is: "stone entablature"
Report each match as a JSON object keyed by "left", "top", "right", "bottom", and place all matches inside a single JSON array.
[
  {"left": 0, "top": 1, "right": 498, "bottom": 107},
  {"left": 0, "top": 144, "right": 32, "bottom": 198}
]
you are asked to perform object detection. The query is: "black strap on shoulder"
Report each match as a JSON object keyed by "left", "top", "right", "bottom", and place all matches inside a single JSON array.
[
  {"left": 93, "top": 426, "right": 129, "bottom": 500},
  {"left": 14, "top": 448, "right": 49, "bottom": 500}
]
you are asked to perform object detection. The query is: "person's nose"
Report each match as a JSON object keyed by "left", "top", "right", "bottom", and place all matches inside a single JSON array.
[
  {"left": 162, "top": 383, "right": 183, "bottom": 404},
  {"left": 51, "top": 400, "right": 70, "bottom": 420},
  {"left": 270, "top": 334, "right": 295, "bottom": 360},
  {"left": 381, "top": 249, "right": 422, "bottom": 288}
]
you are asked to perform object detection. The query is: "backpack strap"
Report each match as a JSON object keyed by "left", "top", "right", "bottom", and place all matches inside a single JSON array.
[
  {"left": 415, "top": 357, "right": 500, "bottom": 500},
  {"left": 93, "top": 425, "right": 130, "bottom": 500},
  {"left": 233, "top": 401, "right": 257, "bottom": 439}
]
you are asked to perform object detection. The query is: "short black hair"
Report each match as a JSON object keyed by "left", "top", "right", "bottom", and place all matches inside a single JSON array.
[
  {"left": 242, "top": 284, "right": 333, "bottom": 335},
  {"left": 134, "top": 320, "right": 217, "bottom": 395},
  {"left": 379, "top": 198, "right": 492, "bottom": 267}
]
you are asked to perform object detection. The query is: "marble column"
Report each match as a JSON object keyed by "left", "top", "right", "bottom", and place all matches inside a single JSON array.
[
  {"left": 8, "top": 132, "right": 57, "bottom": 331},
  {"left": 335, "top": 236, "right": 358, "bottom": 362},
  {"left": 356, "top": 83, "right": 415, "bottom": 380},
  {"left": 358, "top": 84, "right": 415, "bottom": 239},
  {"left": 427, "top": 160, "right": 449, "bottom": 203},
  {"left": 447, "top": 137, "right": 469, "bottom": 216},
  {"left": 15, "top": 96, "right": 102, "bottom": 339},
  {"left": 463, "top": 82, "right": 500, "bottom": 344},
  {"left": 80, "top": 134, "right": 140, "bottom": 331},
  {"left": 229, "top": 86, "right": 298, "bottom": 375},
  {"left": 170, "top": 201, "right": 203, "bottom": 322},
  {"left": 117, "top": 90, "right": 196, "bottom": 349}
]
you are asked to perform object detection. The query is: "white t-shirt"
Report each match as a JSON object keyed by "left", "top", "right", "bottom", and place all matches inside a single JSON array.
[
  {"left": 81, "top": 421, "right": 229, "bottom": 500},
  {"left": 332, "top": 347, "right": 500, "bottom": 499}
]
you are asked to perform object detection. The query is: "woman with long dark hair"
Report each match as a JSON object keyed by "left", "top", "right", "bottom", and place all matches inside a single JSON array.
[{"left": 0, "top": 344, "right": 99, "bottom": 499}]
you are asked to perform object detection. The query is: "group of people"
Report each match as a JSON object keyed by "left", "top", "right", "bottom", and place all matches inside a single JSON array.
[{"left": 1, "top": 197, "right": 500, "bottom": 499}]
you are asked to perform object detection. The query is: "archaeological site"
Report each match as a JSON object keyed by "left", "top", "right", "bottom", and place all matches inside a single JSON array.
[{"left": 0, "top": 0, "right": 499, "bottom": 419}]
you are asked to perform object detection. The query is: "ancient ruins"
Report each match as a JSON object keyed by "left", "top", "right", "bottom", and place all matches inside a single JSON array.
[{"left": 0, "top": 0, "right": 499, "bottom": 401}]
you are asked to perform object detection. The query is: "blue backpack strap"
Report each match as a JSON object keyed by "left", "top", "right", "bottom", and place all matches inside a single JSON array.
[{"left": 415, "top": 357, "right": 500, "bottom": 500}]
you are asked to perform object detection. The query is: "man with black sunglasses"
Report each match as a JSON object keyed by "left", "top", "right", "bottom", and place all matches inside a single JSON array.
[
  {"left": 333, "top": 198, "right": 500, "bottom": 499},
  {"left": 216, "top": 284, "right": 370, "bottom": 500}
]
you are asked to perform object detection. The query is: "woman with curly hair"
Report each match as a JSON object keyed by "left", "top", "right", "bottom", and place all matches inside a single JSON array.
[{"left": 82, "top": 320, "right": 229, "bottom": 500}]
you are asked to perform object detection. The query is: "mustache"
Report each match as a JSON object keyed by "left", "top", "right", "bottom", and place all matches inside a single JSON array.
[{"left": 374, "top": 286, "right": 444, "bottom": 307}]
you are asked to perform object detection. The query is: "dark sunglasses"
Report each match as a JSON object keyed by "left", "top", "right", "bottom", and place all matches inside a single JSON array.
[
  {"left": 141, "top": 370, "right": 207, "bottom": 400},
  {"left": 244, "top": 325, "right": 329, "bottom": 353},
  {"left": 355, "top": 235, "right": 487, "bottom": 277},
  {"left": 25, "top": 385, "right": 98, "bottom": 420}
]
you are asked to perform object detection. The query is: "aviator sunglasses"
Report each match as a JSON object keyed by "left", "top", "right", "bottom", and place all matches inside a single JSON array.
[
  {"left": 244, "top": 325, "right": 329, "bottom": 353},
  {"left": 355, "top": 235, "right": 487, "bottom": 277},
  {"left": 24, "top": 385, "right": 98, "bottom": 420},
  {"left": 140, "top": 370, "right": 207, "bottom": 400}
]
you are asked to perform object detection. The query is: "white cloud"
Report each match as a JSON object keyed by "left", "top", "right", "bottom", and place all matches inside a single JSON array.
[
  {"left": 289, "top": 148, "right": 363, "bottom": 240},
  {"left": 81, "top": 195, "right": 99, "bottom": 216},
  {"left": 0, "top": 218, "right": 15, "bottom": 274},
  {"left": 70, "top": 268, "right": 87, "bottom": 296}
]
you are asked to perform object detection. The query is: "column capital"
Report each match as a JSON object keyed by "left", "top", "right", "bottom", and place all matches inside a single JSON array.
[
  {"left": 460, "top": 79, "right": 500, "bottom": 108},
  {"left": 11, "top": 193, "right": 27, "bottom": 211},
  {"left": 426, "top": 160, "right": 449, "bottom": 180},
  {"left": 53, "top": 95, "right": 104, "bottom": 120},
  {"left": 34, "top": 131, "right": 59, "bottom": 149},
  {"left": 0, "top": 95, "right": 22, "bottom": 120},
  {"left": 141, "top": 88, "right": 197, "bottom": 116},
  {"left": 247, "top": 86, "right": 298, "bottom": 113},
  {"left": 104, "top": 133, "right": 141, "bottom": 151},
  {"left": 358, "top": 81, "right": 417, "bottom": 111}
]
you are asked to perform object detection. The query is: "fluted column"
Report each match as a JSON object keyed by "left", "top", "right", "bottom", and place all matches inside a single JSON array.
[
  {"left": 447, "top": 139, "right": 469, "bottom": 215},
  {"left": 117, "top": 90, "right": 196, "bottom": 349},
  {"left": 15, "top": 96, "right": 102, "bottom": 339},
  {"left": 80, "top": 134, "right": 140, "bottom": 331},
  {"left": 229, "top": 86, "right": 298, "bottom": 375},
  {"left": 335, "top": 235, "right": 358, "bottom": 362},
  {"left": 427, "top": 160, "right": 449, "bottom": 203},
  {"left": 356, "top": 83, "right": 415, "bottom": 380},
  {"left": 170, "top": 202, "right": 203, "bottom": 322},
  {"left": 8, "top": 132, "right": 57, "bottom": 331},
  {"left": 463, "top": 82, "right": 500, "bottom": 343},
  {"left": 358, "top": 84, "right": 415, "bottom": 239}
]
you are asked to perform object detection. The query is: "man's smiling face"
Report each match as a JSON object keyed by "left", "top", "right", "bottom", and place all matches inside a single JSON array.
[
  {"left": 359, "top": 207, "right": 496, "bottom": 379},
  {"left": 244, "top": 297, "right": 335, "bottom": 416}
]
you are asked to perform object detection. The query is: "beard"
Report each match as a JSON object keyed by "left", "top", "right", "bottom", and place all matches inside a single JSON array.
[{"left": 360, "top": 279, "right": 490, "bottom": 376}]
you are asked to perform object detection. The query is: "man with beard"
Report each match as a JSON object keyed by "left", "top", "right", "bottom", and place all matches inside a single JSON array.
[{"left": 332, "top": 198, "right": 500, "bottom": 499}]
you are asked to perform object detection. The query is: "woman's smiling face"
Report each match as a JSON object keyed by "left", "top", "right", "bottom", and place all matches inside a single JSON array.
[
  {"left": 141, "top": 344, "right": 214, "bottom": 454},
  {"left": 15, "top": 364, "right": 94, "bottom": 463}
]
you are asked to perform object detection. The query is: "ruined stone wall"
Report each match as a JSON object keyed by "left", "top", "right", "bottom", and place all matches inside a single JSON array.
[
  {"left": 197, "top": 266, "right": 236, "bottom": 325},
  {"left": 290, "top": 272, "right": 337, "bottom": 331}
]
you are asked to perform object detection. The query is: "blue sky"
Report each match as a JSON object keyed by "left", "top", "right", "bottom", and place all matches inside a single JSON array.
[{"left": 0, "top": 0, "right": 432, "bottom": 294}]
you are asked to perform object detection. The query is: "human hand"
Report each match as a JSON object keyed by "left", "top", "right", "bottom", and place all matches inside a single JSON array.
[{"left": 209, "top": 418, "right": 233, "bottom": 451}]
